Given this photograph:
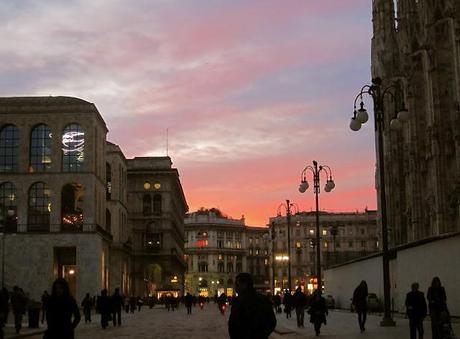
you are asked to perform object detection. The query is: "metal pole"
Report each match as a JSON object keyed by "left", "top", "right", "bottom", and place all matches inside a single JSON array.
[
  {"left": 373, "top": 83, "right": 395, "bottom": 326},
  {"left": 1, "top": 233, "right": 4, "bottom": 288},
  {"left": 313, "top": 162, "right": 321, "bottom": 292},
  {"left": 271, "top": 222, "right": 276, "bottom": 294},
  {"left": 286, "top": 200, "right": 292, "bottom": 291}
]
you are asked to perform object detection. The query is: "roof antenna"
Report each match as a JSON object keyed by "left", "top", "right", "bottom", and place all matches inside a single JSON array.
[{"left": 166, "top": 128, "right": 169, "bottom": 157}]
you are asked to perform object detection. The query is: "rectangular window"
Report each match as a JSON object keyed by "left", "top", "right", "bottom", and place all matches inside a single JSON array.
[
  {"left": 348, "top": 241, "right": 353, "bottom": 248},
  {"left": 322, "top": 229, "right": 327, "bottom": 236}
]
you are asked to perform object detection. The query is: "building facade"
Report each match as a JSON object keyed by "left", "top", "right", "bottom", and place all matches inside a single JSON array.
[
  {"left": 0, "top": 96, "right": 188, "bottom": 302},
  {"left": 184, "top": 208, "right": 270, "bottom": 297},
  {"left": 372, "top": 0, "right": 460, "bottom": 246},
  {"left": 269, "top": 210, "right": 378, "bottom": 293},
  {"left": 127, "top": 157, "right": 188, "bottom": 298}
]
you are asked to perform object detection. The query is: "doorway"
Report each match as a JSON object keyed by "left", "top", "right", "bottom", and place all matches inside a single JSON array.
[{"left": 54, "top": 247, "right": 77, "bottom": 297}]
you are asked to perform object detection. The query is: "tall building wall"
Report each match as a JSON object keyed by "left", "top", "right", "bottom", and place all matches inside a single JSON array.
[{"left": 372, "top": 0, "right": 460, "bottom": 246}]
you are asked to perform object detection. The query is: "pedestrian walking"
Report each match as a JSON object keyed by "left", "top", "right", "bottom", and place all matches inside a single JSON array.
[
  {"left": 352, "top": 280, "right": 368, "bottom": 333},
  {"left": 10, "top": 286, "right": 27, "bottom": 334},
  {"left": 283, "top": 290, "right": 292, "bottom": 319},
  {"left": 406, "top": 282, "right": 427, "bottom": 339},
  {"left": 184, "top": 293, "right": 193, "bottom": 315},
  {"left": 129, "top": 295, "right": 136, "bottom": 313},
  {"left": 41, "top": 291, "right": 49, "bottom": 324},
  {"left": 43, "top": 278, "right": 80, "bottom": 339},
  {"left": 81, "top": 293, "right": 94, "bottom": 323},
  {"left": 97, "top": 289, "right": 111, "bottom": 329},
  {"left": 307, "top": 290, "right": 328, "bottom": 337},
  {"left": 427, "top": 277, "right": 454, "bottom": 339},
  {"left": 136, "top": 296, "right": 143, "bottom": 312},
  {"left": 228, "top": 273, "right": 276, "bottom": 339},
  {"left": 293, "top": 287, "right": 308, "bottom": 328},
  {"left": 0, "top": 288, "right": 9, "bottom": 339},
  {"left": 111, "top": 288, "right": 123, "bottom": 326},
  {"left": 273, "top": 293, "right": 282, "bottom": 313}
]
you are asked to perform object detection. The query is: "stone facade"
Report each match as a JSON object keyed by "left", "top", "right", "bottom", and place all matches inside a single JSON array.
[
  {"left": 184, "top": 209, "right": 270, "bottom": 297},
  {"left": 372, "top": 0, "right": 460, "bottom": 245},
  {"left": 127, "top": 157, "right": 188, "bottom": 298},
  {"left": 0, "top": 96, "right": 188, "bottom": 302},
  {"left": 269, "top": 210, "right": 378, "bottom": 293}
]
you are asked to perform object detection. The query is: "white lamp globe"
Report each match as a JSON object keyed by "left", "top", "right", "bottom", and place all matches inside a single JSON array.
[
  {"left": 298, "top": 181, "right": 308, "bottom": 193},
  {"left": 356, "top": 107, "right": 369, "bottom": 124},
  {"left": 397, "top": 108, "right": 409, "bottom": 122},
  {"left": 350, "top": 117, "right": 362, "bottom": 131},
  {"left": 390, "top": 118, "right": 402, "bottom": 130}
]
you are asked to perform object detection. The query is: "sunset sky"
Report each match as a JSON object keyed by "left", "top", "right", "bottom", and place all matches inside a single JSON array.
[{"left": 0, "top": 0, "right": 376, "bottom": 226}]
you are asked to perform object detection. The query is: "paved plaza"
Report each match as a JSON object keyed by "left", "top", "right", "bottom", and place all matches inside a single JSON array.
[{"left": 14, "top": 304, "right": 458, "bottom": 339}]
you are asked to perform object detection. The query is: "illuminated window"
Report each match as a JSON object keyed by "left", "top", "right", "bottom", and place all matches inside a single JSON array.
[
  {"left": 264, "top": 259, "right": 269, "bottom": 265},
  {"left": 324, "top": 241, "right": 328, "bottom": 248},
  {"left": 309, "top": 229, "right": 315, "bottom": 235},
  {"left": 0, "top": 182, "right": 17, "bottom": 231},
  {"left": 0, "top": 125, "right": 19, "bottom": 172},
  {"left": 146, "top": 222, "right": 162, "bottom": 250},
  {"left": 296, "top": 241, "right": 301, "bottom": 249},
  {"left": 30, "top": 124, "right": 52, "bottom": 172},
  {"left": 255, "top": 249, "right": 259, "bottom": 255},
  {"left": 62, "top": 124, "right": 85, "bottom": 172},
  {"left": 61, "top": 183, "right": 84, "bottom": 231},
  {"left": 322, "top": 230, "right": 328, "bottom": 236},
  {"left": 218, "top": 254, "right": 223, "bottom": 260},
  {"left": 28, "top": 182, "right": 51, "bottom": 231}
]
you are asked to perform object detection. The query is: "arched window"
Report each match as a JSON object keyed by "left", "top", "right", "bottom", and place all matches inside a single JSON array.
[
  {"left": 28, "top": 182, "right": 51, "bottom": 231},
  {"left": 0, "top": 125, "right": 19, "bottom": 172},
  {"left": 62, "top": 124, "right": 85, "bottom": 172},
  {"left": 0, "top": 182, "right": 17, "bottom": 231},
  {"left": 143, "top": 194, "right": 152, "bottom": 215},
  {"left": 61, "top": 183, "right": 84, "bottom": 231},
  {"left": 153, "top": 194, "right": 162, "bottom": 215},
  {"left": 30, "top": 124, "right": 52, "bottom": 172}
]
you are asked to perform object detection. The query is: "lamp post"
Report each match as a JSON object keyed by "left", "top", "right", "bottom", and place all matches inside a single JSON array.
[
  {"left": 276, "top": 200, "right": 298, "bottom": 292},
  {"left": 270, "top": 222, "right": 276, "bottom": 294},
  {"left": 349, "top": 77, "right": 408, "bottom": 326},
  {"left": 298, "top": 161, "right": 335, "bottom": 292}
]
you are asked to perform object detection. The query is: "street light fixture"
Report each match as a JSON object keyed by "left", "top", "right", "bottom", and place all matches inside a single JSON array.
[
  {"left": 349, "top": 77, "right": 408, "bottom": 327},
  {"left": 298, "top": 161, "right": 335, "bottom": 292},
  {"left": 276, "top": 200, "right": 298, "bottom": 292}
]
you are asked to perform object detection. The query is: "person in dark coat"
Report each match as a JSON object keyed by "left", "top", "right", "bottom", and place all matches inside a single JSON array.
[
  {"left": 427, "top": 277, "right": 449, "bottom": 339},
  {"left": 81, "top": 293, "right": 93, "bottom": 323},
  {"left": 41, "top": 291, "right": 50, "bottom": 324},
  {"left": 44, "top": 278, "right": 80, "bottom": 339},
  {"left": 283, "top": 290, "right": 292, "bottom": 319},
  {"left": 308, "top": 289, "right": 328, "bottom": 336},
  {"left": 129, "top": 295, "right": 136, "bottom": 313},
  {"left": 10, "top": 286, "right": 27, "bottom": 334},
  {"left": 293, "top": 287, "right": 308, "bottom": 328},
  {"left": 228, "top": 273, "right": 276, "bottom": 339},
  {"left": 352, "top": 280, "right": 368, "bottom": 332},
  {"left": 184, "top": 293, "right": 193, "bottom": 315},
  {"left": 136, "top": 296, "right": 143, "bottom": 312},
  {"left": 406, "top": 282, "right": 427, "bottom": 339},
  {"left": 273, "top": 293, "right": 282, "bottom": 313},
  {"left": 111, "top": 288, "right": 123, "bottom": 326},
  {"left": 97, "top": 289, "right": 111, "bottom": 329}
]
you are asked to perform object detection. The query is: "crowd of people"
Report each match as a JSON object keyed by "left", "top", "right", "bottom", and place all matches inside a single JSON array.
[{"left": 0, "top": 274, "right": 454, "bottom": 339}]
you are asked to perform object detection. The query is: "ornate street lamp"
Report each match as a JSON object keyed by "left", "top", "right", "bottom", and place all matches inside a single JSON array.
[
  {"left": 349, "top": 77, "right": 408, "bottom": 326},
  {"left": 276, "top": 200, "right": 298, "bottom": 292},
  {"left": 298, "top": 161, "right": 335, "bottom": 292}
]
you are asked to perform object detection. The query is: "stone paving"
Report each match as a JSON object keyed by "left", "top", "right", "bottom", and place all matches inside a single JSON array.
[{"left": 20, "top": 304, "right": 459, "bottom": 339}]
